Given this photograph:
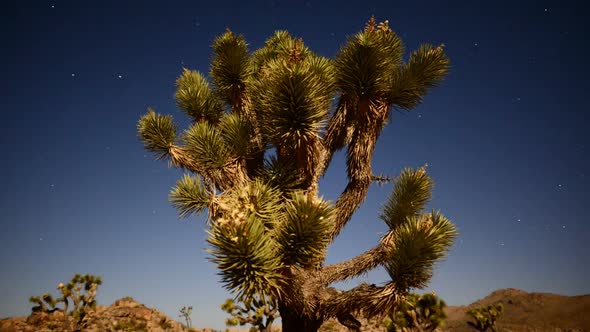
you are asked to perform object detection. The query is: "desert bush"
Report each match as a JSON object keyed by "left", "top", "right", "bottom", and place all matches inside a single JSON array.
[
  {"left": 222, "top": 295, "right": 278, "bottom": 332},
  {"left": 466, "top": 303, "right": 504, "bottom": 332},
  {"left": 383, "top": 292, "right": 447, "bottom": 332}
]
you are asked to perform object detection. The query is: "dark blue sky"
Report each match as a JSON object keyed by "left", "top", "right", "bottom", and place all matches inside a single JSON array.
[{"left": 1, "top": 0, "right": 588, "bottom": 329}]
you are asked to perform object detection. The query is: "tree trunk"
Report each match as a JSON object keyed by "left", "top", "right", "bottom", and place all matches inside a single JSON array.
[{"left": 279, "top": 303, "right": 323, "bottom": 332}]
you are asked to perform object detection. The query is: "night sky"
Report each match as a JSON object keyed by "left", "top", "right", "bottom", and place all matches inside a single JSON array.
[{"left": 1, "top": 0, "right": 588, "bottom": 329}]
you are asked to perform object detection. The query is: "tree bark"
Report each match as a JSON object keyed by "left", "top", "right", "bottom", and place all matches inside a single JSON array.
[{"left": 279, "top": 302, "right": 323, "bottom": 332}]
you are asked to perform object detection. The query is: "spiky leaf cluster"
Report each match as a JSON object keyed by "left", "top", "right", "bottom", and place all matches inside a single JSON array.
[
  {"left": 335, "top": 19, "right": 403, "bottom": 99},
  {"left": 378, "top": 167, "right": 457, "bottom": 290},
  {"left": 219, "top": 113, "right": 255, "bottom": 159},
  {"left": 176, "top": 68, "right": 224, "bottom": 123},
  {"left": 388, "top": 44, "right": 449, "bottom": 110},
  {"left": 385, "top": 212, "right": 457, "bottom": 290},
  {"left": 275, "top": 192, "right": 334, "bottom": 267},
  {"left": 137, "top": 108, "right": 176, "bottom": 160},
  {"left": 182, "top": 121, "right": 232, "bottom": 169},
  {"left": 208, "top": 214, "right": 284, "bottom": 301},
  {"left": 210, "top": 30, "right": 251, "bottom": 106},
  {"left": 249, "top": 38, "right": 334, "bottom": 151},
  {"left": 169, "top": 174, "right": 209, "bottom": 218},
  {"left": 380, "top": 166, "right": 433, "bottom": 229}
]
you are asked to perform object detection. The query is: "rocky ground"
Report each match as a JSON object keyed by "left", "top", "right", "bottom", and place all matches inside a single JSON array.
[
  {"left": 1, "top": 289, "right": 589, "bottom": 331},
  {"left": 0, "top": 297, "right": 240, "bottom": 332}
]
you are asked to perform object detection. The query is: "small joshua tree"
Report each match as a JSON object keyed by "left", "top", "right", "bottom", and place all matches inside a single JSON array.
[
  {"left": 383, "top": 292, "right": 447, "bottom": 332},
  {"left": 138, "top": 16, "right": 455, "bottom": 332},
  {"left": 179, "top": 305, "right": 193, "bottom": 328},
  {"left": 466, "top": 303, "right": 504, "bottom": 332},
  {"left": 29, "top": 273, "right": 102, "bottom": 326},
  {"left": 222, "top": 295, "right": 278, "bottom": 332}
]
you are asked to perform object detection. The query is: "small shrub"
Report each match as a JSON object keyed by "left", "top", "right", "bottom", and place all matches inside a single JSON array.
[
  {"left": 179, "top": 305, "right": 193, "bottom": 328},
  {"left": 383, "top": 292, "right": 447, "bottom": 332},
  {"left": 113, "top": 319, "right": 148, "bottom": 331},
  {"left": 466, "top": 303, "right": 504, "bottom": 332}
]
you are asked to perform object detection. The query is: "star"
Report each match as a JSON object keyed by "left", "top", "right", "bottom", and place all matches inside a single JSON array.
[
  {"left": 562, "top": 225, "right": 566, "bottom": 229},
  {"left": 51, "top": 4, "right": 54, "bottom": 8},
  {"left": 152, "top": 210, "right": 157, "bottom": 215},
  {"left": 105, "top": 146, "right": 111, "bottom": 150},
  {"left": 195, "top": 21, "right": 201, "bottom": 27},
  {"left": 418, "top": 114, "right": 422, "bottom": 118},
  {"left": 474, "top": 42, "right": 478, "bottom": 47},
  {"left": 117, "top": 74, "right": 123, "bottom": 79},
  {"left": 544, "top": 8, "right": 548, "bottom": 12},
  {"left": 71, "top": 73, "right": 76, "bottom": 77},
  {"left": 517, "top": 218, "right": 521, "bottom": 222},
  {"left": 516, "top": 97, "right": 521, "bottom": 101},
  {"left": 50, "top": 184, "right": 55, "bottom": 189}
]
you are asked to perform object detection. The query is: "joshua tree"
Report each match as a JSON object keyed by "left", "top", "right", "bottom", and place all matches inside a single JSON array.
[
  {"left": 466, "top": 303, "right": 504, "bottom": 332},
  {"left": 222, "top": 295, "right": 278, "bottom": 332},
  {"left": 138, "top": 17, "right": 455, "bottom": 332},
  {"left": 29, "top": 274, "right": 102, "bottom": 328},
  {"left": 179, "top": 305, "right": 193, "bottom": 328},
  {"left": 383, "top": 292, "right": 447, "bottom": 332}
]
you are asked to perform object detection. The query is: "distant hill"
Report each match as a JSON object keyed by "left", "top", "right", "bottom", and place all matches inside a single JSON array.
[
  {"left": 318, "top": 288, "right": 590, "bottom": 331},
  {"left": 443, "top": 288, "right": 590, "bottom": 332},
  {"left": 1, "top": 289, "right": 588, "bottom": 331}
]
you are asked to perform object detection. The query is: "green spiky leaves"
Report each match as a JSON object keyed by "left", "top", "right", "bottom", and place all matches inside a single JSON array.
[
  {"left": 380, "top": 166, "right": 433, "bottom": 229},
  {"left": 169, "top": 174, "right": 209, "bottom": 218},
  {"left": 175, "top": 68, "right": 223, "bottom": 123},
  {"left": 249, "top": 33, "right": 334, "bottom": 151},
  {"left": 257, "top": 156, "right": 303, "bottom": 193},
  {"left": 254, "top": 56, "right": 334, "bottom": 148},
  {"left": 380, "top": 167, "right": 456, "bottom": 290},
  {"left": 388, "top": 44, "right": 450, "bottom": 110},
  {"left": 208, "top": 214, "right": 284, "bottom": 301},
  {"left": 182, "top": 121, "right": 232, "bottom": 170},
  {"left": 219, "top": 113, "right": 254, "bottom": 159},
  {"left": 207, "top": 180, "right": 285, "bottom": 300},
  {"left": 334, "top": 21, "right": 403, "bottom": 99},
  {"left": 137, "top": 108, "right": 177, "bottom": 160},
  {"left": 275, "top": 192, "right": 334, "bottom": 267},
  {"left": 386, "top": 211, "right": 457, "bottom": 290},
  {"left": 210, "top": 30, "right": 251, "bottom": 106}
]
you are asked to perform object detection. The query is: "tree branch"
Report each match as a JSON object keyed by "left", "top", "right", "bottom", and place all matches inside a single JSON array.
[
  {"left": 321, "top": 231, "right": 394, "bottom": 285},
  {"left": 327, "top": 282, "right": 404, "bottom": 319},
  {"left": 169, "top": 145, "right": 247, "bottom": 191},
  {"left": 328, "top": 98, "right": 389, "bottom": 241}
]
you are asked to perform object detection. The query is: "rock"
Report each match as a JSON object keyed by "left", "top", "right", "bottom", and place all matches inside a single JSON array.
[{"left": 1, "top": 297, "right": 192, "bottom": 332}]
